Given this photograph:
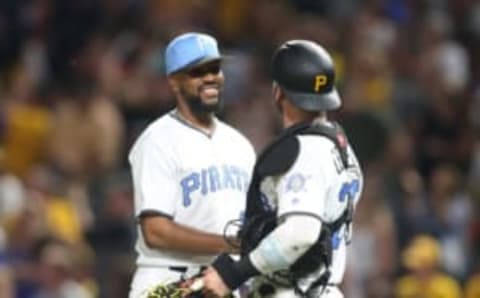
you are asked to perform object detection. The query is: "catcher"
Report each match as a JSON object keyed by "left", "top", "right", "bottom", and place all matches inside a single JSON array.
[{"left": 200, "top": 40, "right": 364, "bottom": 298}]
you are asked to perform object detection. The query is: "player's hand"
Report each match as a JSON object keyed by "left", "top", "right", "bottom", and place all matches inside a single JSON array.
[{"left": 201, "top": 266, "right": 231, "bottom": 298}]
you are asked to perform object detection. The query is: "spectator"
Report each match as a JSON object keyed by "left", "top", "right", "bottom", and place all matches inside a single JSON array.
[{"left": 395, "top": 234, "right": 463, "bottom": 298}]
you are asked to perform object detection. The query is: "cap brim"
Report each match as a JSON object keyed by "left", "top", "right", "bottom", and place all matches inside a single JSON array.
[
  {"left": 171, "top": 56, "right": 223, "bottom": 75},
  {"left": 283, "top": 88, "right": 341, "bottom": 111}
]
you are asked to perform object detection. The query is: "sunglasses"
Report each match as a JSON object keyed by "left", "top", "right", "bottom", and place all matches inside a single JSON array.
[{"left": 186, "top": 63, "right": 221, "bottom": 78}]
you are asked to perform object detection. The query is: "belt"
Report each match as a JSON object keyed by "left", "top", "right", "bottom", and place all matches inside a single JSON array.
[
  {"left": 168, "top": 265, "right": 206, "bottom": 279},
  {"left": 168, "top": 266, "right": 207, "bottom": 273}
]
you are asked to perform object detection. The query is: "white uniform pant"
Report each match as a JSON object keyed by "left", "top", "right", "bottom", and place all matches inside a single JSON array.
[
  {"left": 261, "top": 286, "right": 343, "bottom": 298},
  {"left": 129, "top": 267, "right": 185, "bottom": 298},
  {"left": 248, "top": 280, "right": 343, "bottom": 298},
  {"left": 129, "top": 266, "right": 246, "bottom": 298}
]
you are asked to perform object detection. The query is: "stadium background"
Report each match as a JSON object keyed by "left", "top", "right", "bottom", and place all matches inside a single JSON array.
[{"left": 0, "top": 0, "right": 479, "bottom": 297}]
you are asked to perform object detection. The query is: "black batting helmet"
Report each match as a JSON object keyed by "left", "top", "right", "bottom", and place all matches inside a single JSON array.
[{"left": 271, "top": 40, "right": 341, "bottom": 111}]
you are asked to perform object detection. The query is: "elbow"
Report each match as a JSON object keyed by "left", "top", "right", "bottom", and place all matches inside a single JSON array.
[
  {"left": 140, "top": 216, "right": 171, "bottom": 249},
  {"left": 143, "top": 230, "right": 165, "bottom": 249}
]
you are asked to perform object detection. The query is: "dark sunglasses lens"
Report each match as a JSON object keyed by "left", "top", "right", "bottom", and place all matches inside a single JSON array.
[
  {"left": 208, "top": 64, "right": 221, "bottom": 74},
  {"left": 188, "top": 64, "right": 221, "bottom": 77}
]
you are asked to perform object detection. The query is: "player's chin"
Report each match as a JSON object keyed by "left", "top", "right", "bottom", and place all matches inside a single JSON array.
[
  {"left": 202, "top": 96, "right": 219, "bottom": 105},
  {"left": 201, "top": 96, "right": 221, "bottom": 110},
  {"left": 203, "top": 101, "right": 221, "bottom": 113}
]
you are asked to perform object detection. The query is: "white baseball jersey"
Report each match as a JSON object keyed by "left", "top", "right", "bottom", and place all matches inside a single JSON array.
[
  {"left": 128, "top": 109, "right": 255, "bottom": 268},
  {"left": 254, "top": 130, "right": 363, "bottom": 297}
]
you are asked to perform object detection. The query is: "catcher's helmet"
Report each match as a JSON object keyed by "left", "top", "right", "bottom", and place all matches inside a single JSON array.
[{"left": 271, "top": 40, "right": 341, "bottom": 111}]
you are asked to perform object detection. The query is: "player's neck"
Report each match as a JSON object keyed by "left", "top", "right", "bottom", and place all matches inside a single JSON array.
[
  {"left": 282, "top": 108, "right": 325, "bottom": 128},
  {"left": 175, "top": 107, "right": 215, "bottom": 134}
]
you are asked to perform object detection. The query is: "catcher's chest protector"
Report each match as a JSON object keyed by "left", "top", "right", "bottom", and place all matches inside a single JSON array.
[
  {"left": 243, "top": 120, "right": 350, "bottom": 230},
  {"left": 240, "top": 121, "right": 353, "bottom": 296}
]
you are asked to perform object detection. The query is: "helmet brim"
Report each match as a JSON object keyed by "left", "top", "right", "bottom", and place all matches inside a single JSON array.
[{"left": 283, "top": 87, "right": 342, "bottom": 111}]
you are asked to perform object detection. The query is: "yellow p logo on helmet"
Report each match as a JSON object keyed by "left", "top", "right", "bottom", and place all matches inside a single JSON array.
[{"left": 314, "top": 75, "right": 327, "bottom": 92}]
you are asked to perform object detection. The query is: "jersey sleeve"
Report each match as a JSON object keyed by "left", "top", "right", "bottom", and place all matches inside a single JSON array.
[
  {"left": 129, "top": 137, "right": 177, "bottom": 218},
  {"left": 276, "top": 136, "right": 330, "bottom": 219}
]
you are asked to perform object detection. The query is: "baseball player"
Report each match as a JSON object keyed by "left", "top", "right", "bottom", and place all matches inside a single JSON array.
[
  {"left": 128, "top": 32, "right": 256, "bottom": 298},
  {"left": 200, "top": 40, "right": 364, "bottom": 298}
]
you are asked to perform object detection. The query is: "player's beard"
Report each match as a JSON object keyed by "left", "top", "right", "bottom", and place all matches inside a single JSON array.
[{"left": 180, "top": 85, "right": 222, "bottom": 116}]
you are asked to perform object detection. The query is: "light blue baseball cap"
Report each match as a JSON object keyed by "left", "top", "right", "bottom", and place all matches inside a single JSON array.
[{"left": 165, "top": 32, "right": 222, "bottom": 75}]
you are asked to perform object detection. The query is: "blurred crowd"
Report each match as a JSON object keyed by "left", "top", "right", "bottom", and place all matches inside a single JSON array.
[{"left": 0, "top": 0, "right": 479, "bottom": 297}]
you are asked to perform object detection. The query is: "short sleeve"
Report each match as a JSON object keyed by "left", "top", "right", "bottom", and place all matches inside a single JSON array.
[
  {"left": 276, "top": 136, "right": 329, "bottom": 219},
  {"left": 129, "top": 138, "right": 177, "bottom": 217}
]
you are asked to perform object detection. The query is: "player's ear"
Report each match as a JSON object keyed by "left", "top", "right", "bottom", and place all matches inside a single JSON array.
[
  {"left": 272, "top": 81, "right": 284, "bottom": 105},
  {"left": 167, "top": 77, "right": 180, "bottom": 93},
  {"left": 272, "top": 82, "right": 285, "bottom": 112}
]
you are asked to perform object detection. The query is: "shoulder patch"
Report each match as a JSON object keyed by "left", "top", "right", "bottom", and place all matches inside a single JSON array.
[{"left": 285, "top": 173, "right": 308, "bottom": 193}]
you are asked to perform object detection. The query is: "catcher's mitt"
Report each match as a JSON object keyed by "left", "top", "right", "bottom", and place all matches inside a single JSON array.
[{"left": 145, "top": 278, "right": 204, "bottom": 298}]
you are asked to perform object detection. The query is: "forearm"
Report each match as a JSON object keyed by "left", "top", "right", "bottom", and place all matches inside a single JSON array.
[
  {"left": 141, "top": 216, "right": 233, "bottom": 255},
  {"left": 249, "top": 215, "right": 322, "bottom": 273},
  {"left": 211, "top": 215, "right": 322, "bottom": 290}
]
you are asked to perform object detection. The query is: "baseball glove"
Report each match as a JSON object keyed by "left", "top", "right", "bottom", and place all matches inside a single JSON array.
[{"left": 145, "top": 278, "right": 204, "bottom": 298}]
